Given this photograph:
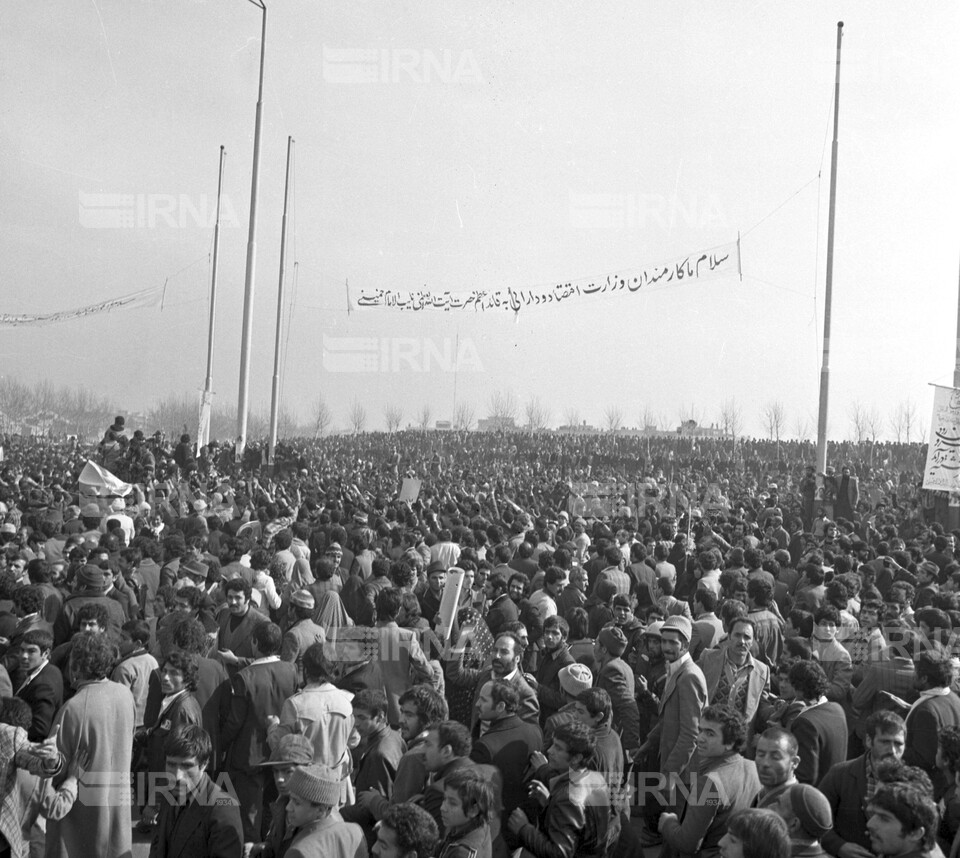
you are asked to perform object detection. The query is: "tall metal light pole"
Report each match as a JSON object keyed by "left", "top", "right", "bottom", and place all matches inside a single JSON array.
[
  {"left": 199, "top": 145, "right": 226, "bottom": 451},
  {"left": 954, "top": 256, "right": 960, "bottom": 388},
  {"left": 268, "top": 136, "right": 294, "bottom": 465},
  {"left": 236, "top": 0, "right": 266, "bottom": 458},
  {"left": 816, "top": 21, "right": 844, "bottom": 475}
]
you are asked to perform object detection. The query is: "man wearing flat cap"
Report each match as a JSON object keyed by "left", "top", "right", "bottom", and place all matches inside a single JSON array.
[
  {"left": 253, "top": 733, "right": 316, "bottom": 858},
  {"left": 281, "top": 589, "right": 326, "bottom": 685},
  {"left": 634, "top": 614, "right": 708, "bottom": 847}
]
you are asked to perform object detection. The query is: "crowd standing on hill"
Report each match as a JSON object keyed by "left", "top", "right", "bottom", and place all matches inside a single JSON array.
[{"left": 0, "top": 420, "right": 955, "bottom": 858}]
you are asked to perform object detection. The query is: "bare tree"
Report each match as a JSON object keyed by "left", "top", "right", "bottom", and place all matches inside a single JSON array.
[
  {"left": 849, "top": 401, "right": 867, "bottom": 444},
  {"left": 864, "top": 405, "right": 882, "bottom": 444},
  {"left": 488, "top": 390, "right": 519, "bottom": 428},
  {"left": 639, "top": 406, "right": 660, "bottom": 431},
  {"left": 384, "top": 404, "right": 404, "bottom": 433},
  {"left": 794, "top": 413, "right": 812, "bottom": 442},
  {"left": 890, "top": 399, "right": 918, "bottom": 443},
  {"left": 903, "top": 399, "right": 919, "bottom": 443},
  {"left": 0, "top": 378, "right": 32, "bottom": 432},
  {"left": 563, "top": 407, "right": 581, "bottom": 429},
  {"left": 719, "top": 398, "right": 744, "bottom": 440},
  {"left": 678, "top": 402, "right": 704, "bottom": 428},
  {"left": 247, "top": 407, "right": 269, "bottom": 441},
  {"left": 524, "top": 396, "right": 551, "bottom": 431},
  {"left": 349, "top": 399, "right": 367, "bottom": 434},
  {"left": 453, "top": 402, "right": 475, "bottom": 431},
  {"left": 604, "top": 405, "right": 624, "bottom": 432},
  {"left": 762, "top": 401, "right": 786, "bottom": 441},
  {"left": 31, "top": 380, "right": 59, "bottom": 436},
  {"left": 417, "top": 404, "right": 432, "bottom": 432},
  {"left": 277, "top": 405, "right": 298, "bottom": 439},
  {"left": 313, "top": 396, "right": 332, "bottom": 439}
]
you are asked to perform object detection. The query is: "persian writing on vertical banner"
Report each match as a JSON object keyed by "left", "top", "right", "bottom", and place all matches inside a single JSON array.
[
  {"left": 923, "top": 385, "right": 960, "bottom": 491},
  {"left": 354, "top": 240, "right": 740, "bottom": 313}
]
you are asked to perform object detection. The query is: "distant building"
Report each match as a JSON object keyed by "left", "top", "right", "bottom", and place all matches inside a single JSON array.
[
  {"left": 434, "top": 420, "right": 453, "bottom": 431},
  {"left": 477, "top": 416, "right": 517, "bottom": 432}
]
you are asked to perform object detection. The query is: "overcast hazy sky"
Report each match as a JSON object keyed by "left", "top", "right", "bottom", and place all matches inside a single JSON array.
[{"left": 2, "top": 1, "right": 958, "bottom": 437}]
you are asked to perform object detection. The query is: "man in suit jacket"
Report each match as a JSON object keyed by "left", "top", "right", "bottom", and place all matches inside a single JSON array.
[
  {"left": 904, "top": 649, "right": 960, "bottom": 796},
  {"left": 279, "top": 590, "right": 326, "bottom": 684},
  {"left": 833, "top": 465, "right": 859, "bottom": 522},
  {"left": 221, "top": 622, "right": 299, "bottom": 842},
  {"left": 483, "top": 574, "right": 519, "bottom": 638},
  {"left": 13, "top": 628, "right": 63, "bottom": 740},
  {"left": 471, "top": 679, "right": 544, "bottom": 818},
  {"left": 787, "top": 660, "right": 848, "bottom": 785},
  {"left": 689, "top": 589, "right": 724, "bottom": 661},
  {"left": 445, "top": 629, "right": 539, "bottom": 733},
  {"left": 216, "top": 578, "right": 270, "bottom": 676},
  {"left": 698, "top": 619, "right": 770, "bottom": 747},
  {"left": 144, "top": 616, "right": 231, "bottom": 773},
  {"left": 592, "top": 626, "right": 640, "bottom": 752},
  {"left": 658, "top": 704, "right": 761, "bottom": 856},
  {"left": 819, "top": 709, "right": 907, "bottom": 858},
  {"left": 635, "top": 614, "right": 707, "bottom": 846},
  {"left": 150, "top": 724, "right": 243, "bottom": 858}
]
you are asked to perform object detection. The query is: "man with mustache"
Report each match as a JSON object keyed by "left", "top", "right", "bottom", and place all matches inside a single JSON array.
[
  {"left": 817, "top": 710, "right": 907, "bottom": 858},
  {"left": 446, "top": 630, "right": 539, "bottom": 733}
]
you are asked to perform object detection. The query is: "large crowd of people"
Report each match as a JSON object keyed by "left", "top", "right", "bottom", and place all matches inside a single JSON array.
[{"left": 0, "top": 419, "right": 955, "bottom": 858}]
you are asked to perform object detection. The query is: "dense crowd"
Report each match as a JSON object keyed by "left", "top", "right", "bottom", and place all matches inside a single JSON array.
[{"left": 0, "top": 418, "right": 954, "bottom": 858}]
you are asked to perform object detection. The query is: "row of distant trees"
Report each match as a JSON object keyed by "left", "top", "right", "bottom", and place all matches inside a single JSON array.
[
  {"left": 0, "top": 378, "right": 115, "bottom": 440},
  {"left": 322, "top": 392, "right": 928, "bottom": 442},
  {"left": 0, "top": 377, "right": 927, "bottom": 443}
]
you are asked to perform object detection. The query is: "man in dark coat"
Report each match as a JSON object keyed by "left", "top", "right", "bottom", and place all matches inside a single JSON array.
[
  {"left": 819, "top": 709, "right": 906, "bottom": 858},
  {"left": 215, "top": 578, "right": 270, "bottom": 676},
  {"left": 221, "top": 622, "right": 299, "bottom": 842},
  {"left": 903, "top": 649, "right": 960, "bottom": 796},
  {"left": 788, "top": 660, "right": 848, "bottom": 786},
  {"left": 53, "top": 564, "right": 126, "bottom": 645},
  {"left": 592, "top": 626, "right": 640, "bottom": 752},
  {"left": 150, "top": 724, "right": 243, "bottom": 858},
  {"left": 528, "top": 615, "right": 574, "bottom": 723},
  {"left": 483, "top": 574, "right": 518, "bottom": 638},
  {"left": 471, "top": 679, "right": 543, "bottom": 819},
  {"left": 13, "top": 628, "right": 63, "bottom": 740},
  {"left": 445, "top": 630, "right": 539, "bottom": 733}
]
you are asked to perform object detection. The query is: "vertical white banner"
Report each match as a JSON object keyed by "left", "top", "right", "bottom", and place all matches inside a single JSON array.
[
  {"left": 197, "top": 390, "right": 212, "bottom": 450},
  {"left": 923, "top": 385, "right": 960, "bottom": 491}
]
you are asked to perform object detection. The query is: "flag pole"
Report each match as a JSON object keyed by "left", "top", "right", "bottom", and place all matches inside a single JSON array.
[
  {"left": 236, "top": 0, "right": 267, "bottom": 459},
  {"left": 199, "top": 145, "right": 225, "bottom": 450},
  {"left": 816, "top": 21, "right": 844, "bottom": 475},
  {"left": 268, "top": 135, "right": 294, "bottom": 465},
  {"left": 954, "top": 254, "right": 960, "bottom": 388}
]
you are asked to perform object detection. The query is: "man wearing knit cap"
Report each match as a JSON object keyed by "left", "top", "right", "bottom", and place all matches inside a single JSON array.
[
  {"left": 280, "top": 589, "right": 326, "bottom": 685},
  {"left": 593, "top": 625, "right": 640, "bottom": 751},
  {"left": 284, "top": 763, "right": 365, "bottom": 858},
  {"left": 543, "top": 663, "right": 594, "bottom": 743},
  {"left": 253, "top": 734, "right": 321, "bottom": 858},
  {"left": 774, "top": 783, "right": 833, "bottom": 857},
  {"left": 634, "top": 613, "right": 707, "bottom": 847},
  {"left": 53, "top": 564, "right": 126, "bottom": 645}
]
